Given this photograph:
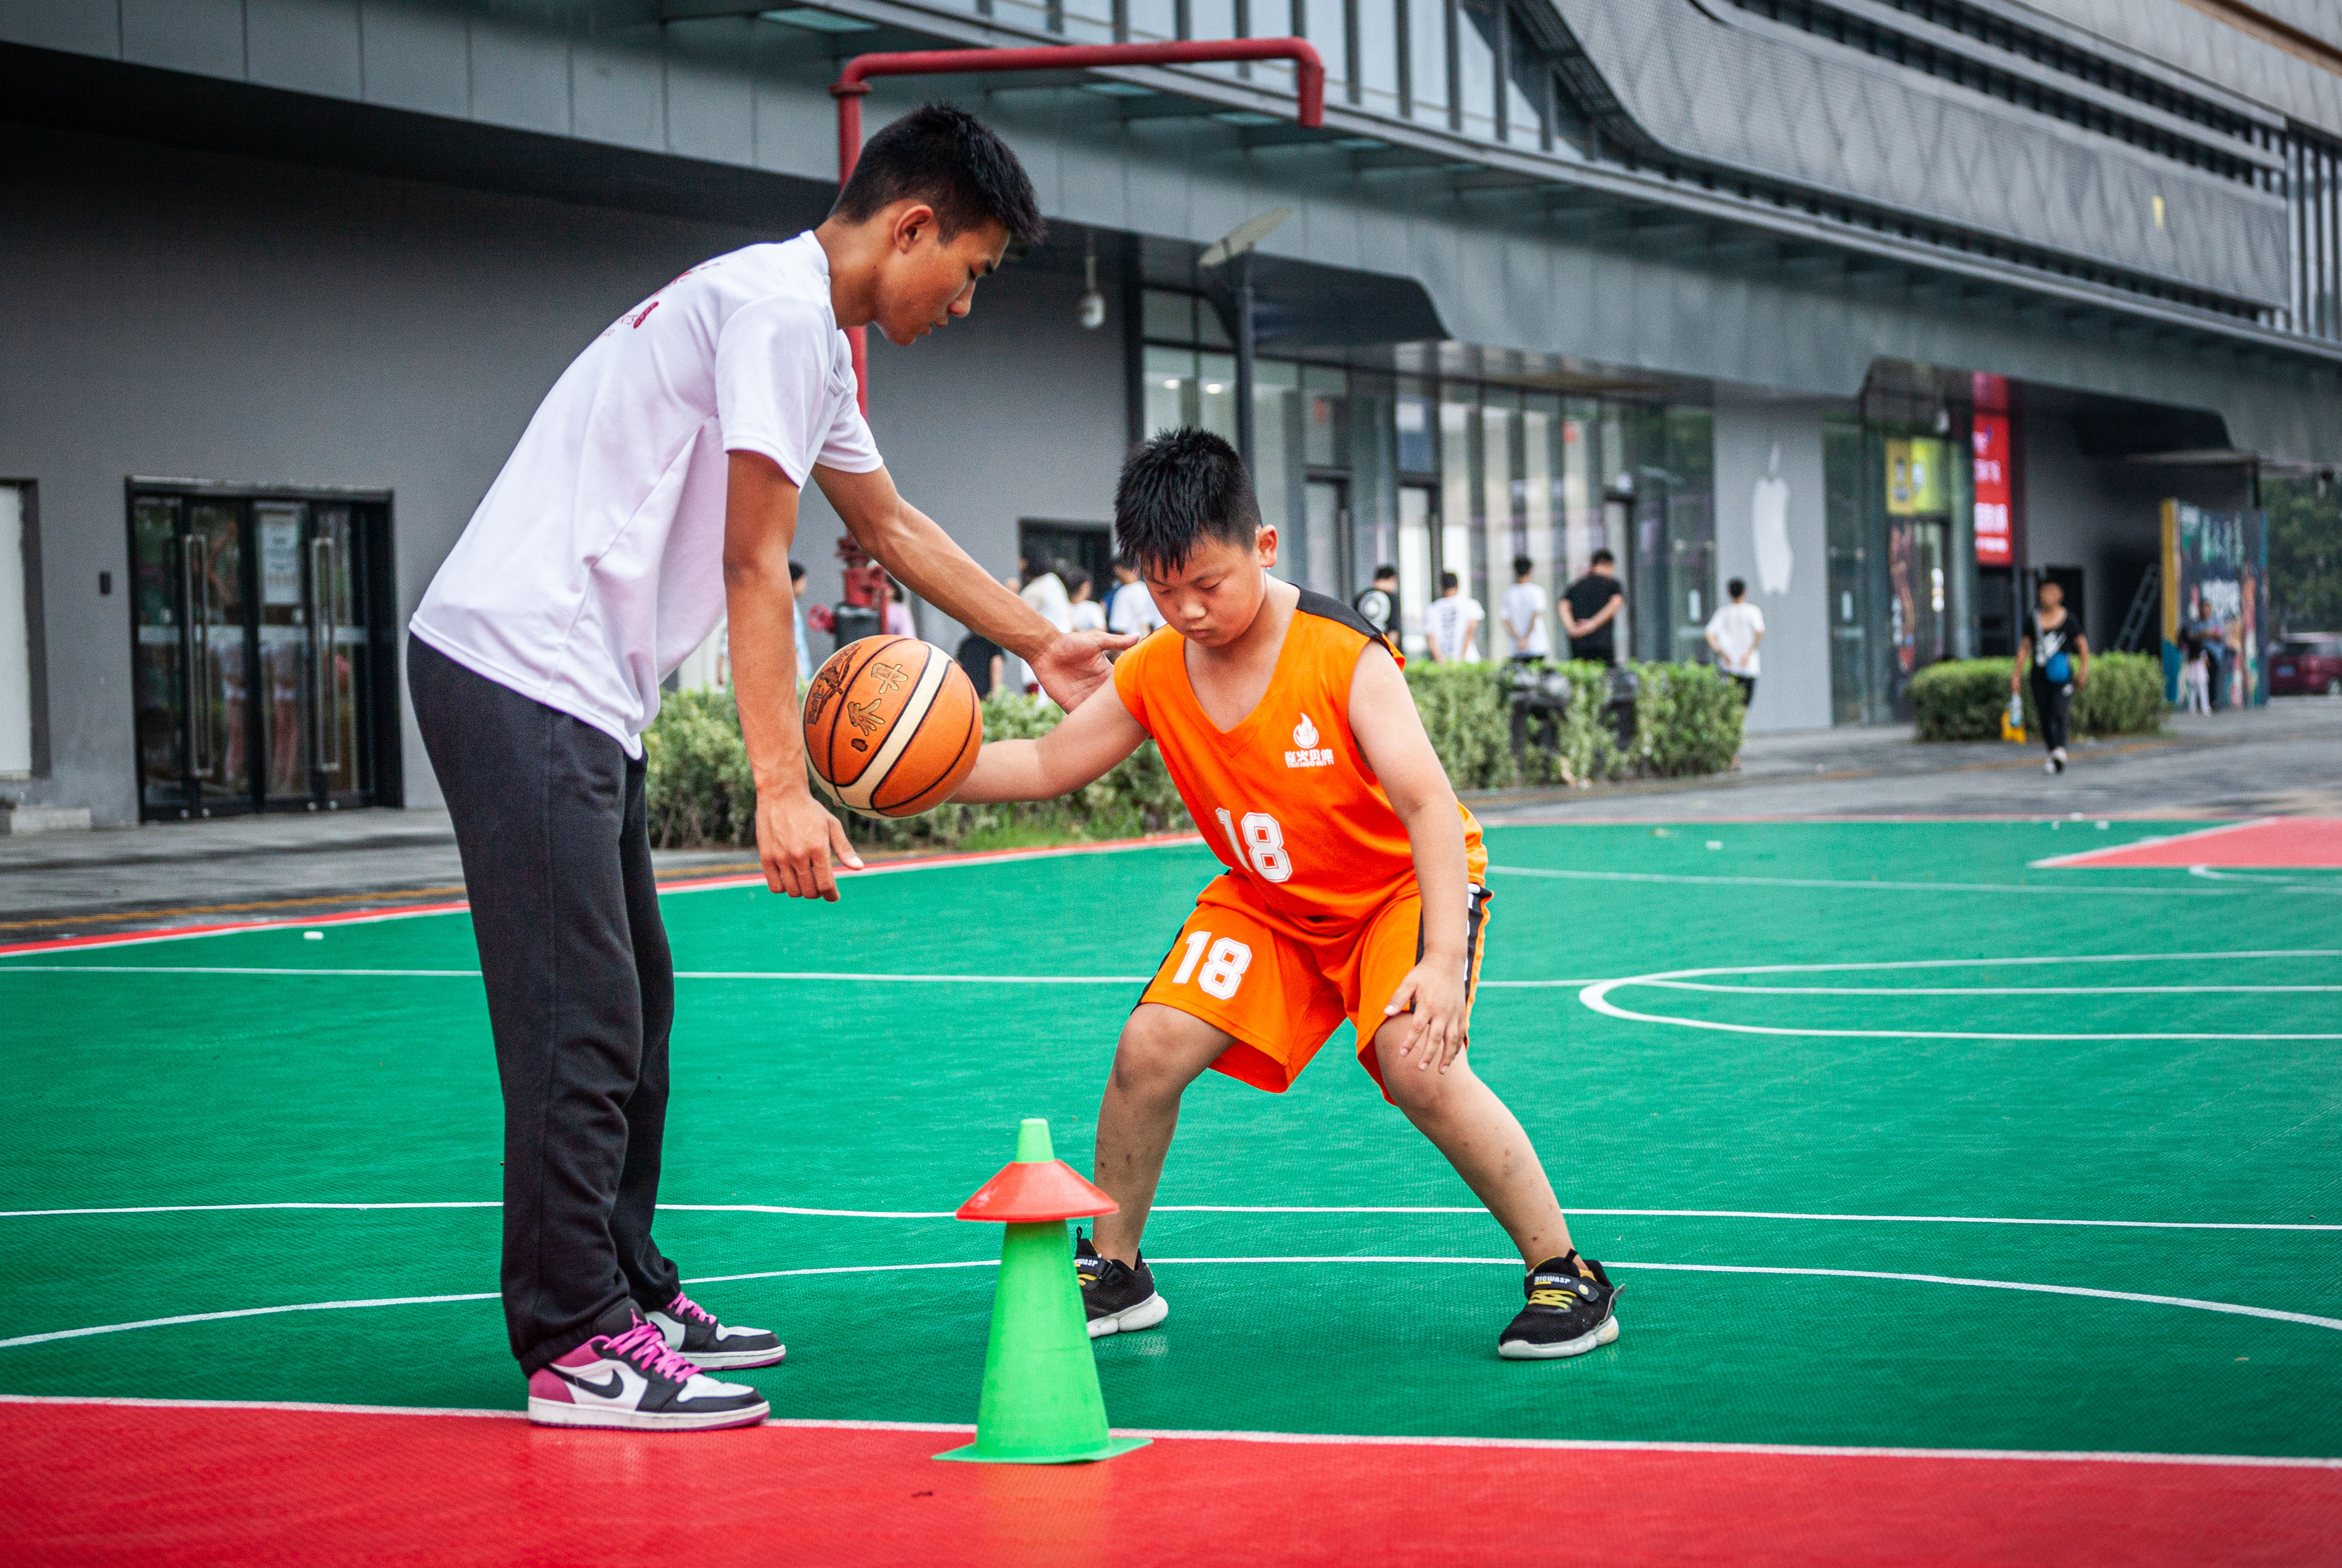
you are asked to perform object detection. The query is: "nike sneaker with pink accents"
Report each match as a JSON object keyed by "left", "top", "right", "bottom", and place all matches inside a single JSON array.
[
  {"left": 526, "top": 1300, "right": 770, "bottom": 1431},
  {"left": 647, "top": 1291, "right": 786, "bottom": 1370}
]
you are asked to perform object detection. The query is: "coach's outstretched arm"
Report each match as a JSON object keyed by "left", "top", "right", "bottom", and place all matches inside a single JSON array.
[
  {"left": 953, "top": 680, "right": 1149, "bottom": 804},
  {"left": 815, "top": 463, "right": 1135, "bottom": 707}
]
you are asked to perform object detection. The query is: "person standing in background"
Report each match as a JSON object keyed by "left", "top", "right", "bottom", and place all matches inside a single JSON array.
[
  {"left": 1106, "top": 555, "right": 1165, "bottom": 639},
  {"left": 1423, "top": 571, "right": 1483, "bottom": 663},
  {"left": 1499, "top": 556, "right": 1550, "bottom": 663},
  {"left": 876, "top": 570, "right": 915, "bottom": 640},
  {"left": 1354, "top": 565, "right": 1400, "bottom": 639},
  {"left": 1703, "top": 577, "right": 1764, "bottom": 709},
  {"left": 1018, "top": 552, "right": 1074, "bottom": 697},
  {"left": 2014, "top": 577, "right": 2088, "bottom": 774},
  {"left": 789, "top": 561, "right": 812, "bottom": 684},
  {"left": 1562, "top": 551, "right": 1624, "bottom": 666},
  {"left": 1066, "top": 567, "right": 1106, "bottom": 635}
]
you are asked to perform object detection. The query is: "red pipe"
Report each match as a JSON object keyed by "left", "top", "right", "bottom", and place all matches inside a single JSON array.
[{"left": 832, "top": 37, "right": 1328, "bottom": 412}]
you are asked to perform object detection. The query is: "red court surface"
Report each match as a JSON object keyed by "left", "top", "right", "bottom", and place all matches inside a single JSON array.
[
  {"left": 6, "top": 1399, "right": 2339, "bottom": 1567},
  {"left": 2033, "top": 817, "right": 2342, "bottom": 869}
]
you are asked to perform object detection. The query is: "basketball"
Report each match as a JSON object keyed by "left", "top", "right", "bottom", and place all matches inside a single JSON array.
[{"left": 802, "top": 635, "right": 983, "bottom": 817}]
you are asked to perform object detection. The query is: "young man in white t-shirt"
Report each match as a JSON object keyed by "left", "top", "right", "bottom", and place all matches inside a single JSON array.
[
  {"left": 1499, "top": 554, "right": 1550, "bottom": 662},
  {"left": 406, "top": 106, "right": 1128, "bottom": 1434},
  {"left": 1106, "top": 555, "right": 1166, "bottom": 639},
  {"left": 1423, "top": 570, "right": 1483, "bottom": 663},
  {"left": 1703, "top": 576, "right": 1765, "bottom": 705}
]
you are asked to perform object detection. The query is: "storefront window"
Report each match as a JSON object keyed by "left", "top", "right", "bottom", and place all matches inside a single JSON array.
[
  {"left": 1825, "top": 416, "right": 1868, "bottom": 724},
  {"left": 1439, "top": 393, "right": 1478, "bottom": 652},
  {"left": 1143, "top": 344, "right": 1193, "bottom": 440}
]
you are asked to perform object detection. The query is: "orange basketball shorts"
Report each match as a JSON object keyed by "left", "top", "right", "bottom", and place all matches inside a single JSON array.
[{"left": 1135, "top": 874, "right": 1492, "bottom": 1099}]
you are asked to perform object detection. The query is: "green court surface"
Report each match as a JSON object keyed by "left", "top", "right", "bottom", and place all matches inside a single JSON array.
[{"left": 3, "top": 821, "right": 2338, "bottom": 1460}]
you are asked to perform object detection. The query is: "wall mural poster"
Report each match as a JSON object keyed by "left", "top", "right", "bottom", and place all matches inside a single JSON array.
[{"left": 2160, "top": 501, "right": 2269, "bottom": 708}]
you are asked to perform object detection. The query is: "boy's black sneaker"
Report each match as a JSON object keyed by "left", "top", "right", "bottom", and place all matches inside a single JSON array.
[
  {"left": 1498, "top": 1252, "right": 1621, "bottom": 1360},
  {"left": 1074, "top": 1229, "right": 1168, "bottom": 1338}
]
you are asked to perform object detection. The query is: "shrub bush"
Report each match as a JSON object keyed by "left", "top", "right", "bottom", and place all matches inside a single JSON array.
[
  {"left": 643, "top": 657, "right": 1745, "bottom": 850},
  {"left": 1910, "top": 653, "right": 2166, "bottom": 741}
]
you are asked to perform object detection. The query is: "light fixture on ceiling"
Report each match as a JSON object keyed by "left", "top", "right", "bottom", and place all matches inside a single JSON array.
[{"left": 1077, "top": 231, "right": 1106, "bottom": 330}]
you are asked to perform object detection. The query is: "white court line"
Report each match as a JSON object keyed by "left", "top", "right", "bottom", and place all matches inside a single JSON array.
[
  {"left": 6, "top": 1255, "right": 2337, "bottom": 1351},
  {"left": 7, "top": 1200, "right": 2336, "bottom": 1231},
  {"left": 0, "top": 965, "right": 1155, "bottom": 983},
  {"left": 6, "top": 1394, "right": 2335, "bottom": 1468},
  {"left": 1580, "top": 950, "right": 2342, "bottom": 1041},
  {"left": 1641, "top": 981, "right": 2342, "bottom": 996},
  {"left": 1491, "top": 866, "right": 2261, "bottom": 897}
]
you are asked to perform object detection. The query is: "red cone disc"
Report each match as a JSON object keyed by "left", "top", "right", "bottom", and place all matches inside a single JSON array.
[{"left": 956, "top": 1159, "right": 1119, "bottom": 1222}]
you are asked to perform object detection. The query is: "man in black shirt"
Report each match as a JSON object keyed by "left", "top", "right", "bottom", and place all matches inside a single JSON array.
[
  {"left": 1353, "top": 564, "right": 1400, "bottom": 638},
  {"left": 1562, "top": 550, "right": 1625, "bottom": 666}
]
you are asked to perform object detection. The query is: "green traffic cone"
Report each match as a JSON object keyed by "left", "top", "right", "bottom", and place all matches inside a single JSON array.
[{"left": 934, "top": 1119, "right": 1151, "bottom": 1465}]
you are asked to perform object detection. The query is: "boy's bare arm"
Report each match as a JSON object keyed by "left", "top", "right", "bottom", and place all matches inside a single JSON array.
[
  {"left": 813, "top": 463, "right": 1135, "bottom": 706},
  {"left": 1347, "top": 642, "right": 1474, "bottom": 1073},
  {"left": 953, "top": 679, "right": 1150, "bottom": 804}
]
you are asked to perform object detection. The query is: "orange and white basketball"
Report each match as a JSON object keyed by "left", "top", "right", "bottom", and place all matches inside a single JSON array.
[{"left": 802, "top": 636, "right": 982, "bottom": 818}]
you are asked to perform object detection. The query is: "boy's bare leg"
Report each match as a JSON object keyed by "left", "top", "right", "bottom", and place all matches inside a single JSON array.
[
  {"left": 1370, "top": 1016, "right": 1575, "bottom": 1266},
  {"left": 1091, "top": 1003, "right": 1238, "bottom": 1265}
]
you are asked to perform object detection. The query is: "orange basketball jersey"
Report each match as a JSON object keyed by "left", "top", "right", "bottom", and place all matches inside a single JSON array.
[{"left": 1113, "top": 590, "right": 1486, "bottom": 930}]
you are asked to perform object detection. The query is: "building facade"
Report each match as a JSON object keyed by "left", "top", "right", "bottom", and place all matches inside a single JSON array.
[{"left": 1, "top": 0, "right": 2338, "bottom": 822}]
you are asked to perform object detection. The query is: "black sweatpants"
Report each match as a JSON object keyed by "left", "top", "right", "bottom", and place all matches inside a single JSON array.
[
  {"left": 2031, "top": 673, "right": 2074, "bottom": 754},
  {"left": 407, "top": 635, "right": 682, "bottom": 1374}
]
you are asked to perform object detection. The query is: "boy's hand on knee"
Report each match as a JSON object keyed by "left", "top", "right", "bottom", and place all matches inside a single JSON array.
[{"left": 1386, "top": 958, "right": 1470, "bottom": 1072}]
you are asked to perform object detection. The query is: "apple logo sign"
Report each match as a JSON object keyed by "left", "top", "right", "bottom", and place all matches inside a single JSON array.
[{"left": 1752, "top": 441, "right": 1793, "bottom": 596}]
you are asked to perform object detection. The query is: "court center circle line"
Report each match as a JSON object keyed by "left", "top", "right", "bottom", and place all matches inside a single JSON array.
[
  {"left": 1579, "top": 950, "right": 2342, "bottom": 1041},
  {"left": 4, "top": 1256, "right": 2335, "bottom": 1351}
]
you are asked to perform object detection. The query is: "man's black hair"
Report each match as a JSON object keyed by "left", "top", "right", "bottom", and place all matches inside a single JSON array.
[
  {"left": 1114, "top": 428, "right": 1261, "bottom": 571},
  {"left": 1728, "top": 577, "right": 1746, "bottom": 598},
  {"left": 1590, "top": 547, "right": 1616, "bottom": 567},
  {"left": 1512, "top": 554, "right": 1534, "bottom": 578},
  {"left": 1373, "top": 564, "right": 1399, "bottom": 582},
  {"left": 831, "top": 104, "right": 1046, "bottom": 250},
  {"left": 1439, "top": 570, "right": 1460, "bottom": 591}
]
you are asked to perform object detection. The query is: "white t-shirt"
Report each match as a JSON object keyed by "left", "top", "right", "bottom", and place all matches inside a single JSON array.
[
  {"left": 1423, "top": 594, "right": 1484, "bottom": 663},
  {"left": 1106, "top": 580, "right": 1164, "bottom": 637},
  {"left": 1069, "top": 599, "right": 1106, "bottom": 634},
  {"left": 1706, "top": 600, "right": 1765, "bottom": 675},
  {"left": 409, "top": 233, "right": 882, "bottom": 755},
  {"left": 1499, "top": 582, "right": 1550, "bottom": 657}
]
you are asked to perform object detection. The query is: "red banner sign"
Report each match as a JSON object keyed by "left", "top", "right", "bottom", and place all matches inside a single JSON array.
[{"left": 1973, "top": 413, "right": 2012, "bottom": 566}]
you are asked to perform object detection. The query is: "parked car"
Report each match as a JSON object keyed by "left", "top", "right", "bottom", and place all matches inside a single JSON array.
[{"left": 2269, "top": 634, "right": 2342, "bottom": 695}]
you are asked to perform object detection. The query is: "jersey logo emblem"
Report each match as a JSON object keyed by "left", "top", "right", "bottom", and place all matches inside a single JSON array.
[{"left": 1284, "top": 712, "right": 1334, "bottom": 769}]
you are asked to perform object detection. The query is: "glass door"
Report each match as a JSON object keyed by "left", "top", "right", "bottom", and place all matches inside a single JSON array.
[
  {"left": 1303, "top": 478, "right": 1347, "bottom": 599},
  {"left": 1398, "top": 483, "right": 1435, "bottom": 659},
  {"left": 187, "top": 500, "right": 254, "bottom": 814},
  {"left": 130, "top": 489, "right": 389, "bottom": 819},
  {"left": 131, "top": 496, "right": 193, "bottom": 814}
]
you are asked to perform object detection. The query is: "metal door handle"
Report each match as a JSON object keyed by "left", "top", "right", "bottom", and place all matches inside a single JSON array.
[
  {"left": 182, "top": 533, "right": 209, "bottom": 776},
  {"left": 312, "top": 536, "right": 339, "bottom": 774}
]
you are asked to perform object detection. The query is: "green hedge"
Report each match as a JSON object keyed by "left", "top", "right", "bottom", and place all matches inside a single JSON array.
[
  {"left": 1909, "top": 653, "right": 2166, "bottom": 742},
  {"left": 644, "top": 657, "right": 1743, "bottom": 850},
  {"left": 1404, "top": 660, "right": 1743, "bottom": 787},
  {"left": 645, "top": 688, "right": 1186, "bottom": 852}
]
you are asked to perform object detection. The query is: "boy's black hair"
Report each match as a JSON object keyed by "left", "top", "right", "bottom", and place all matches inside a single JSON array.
[
  {"left": 1439, "top": 570, "right": 1460, "bottom": 591},
  {"left": 1372, "top": 564, "right": 1399, "bottom": 582},
  {"left": 1590, "top": 547, "right": 1616, "bottom": 567},
  {"left": 1065, "top": 566, "right": 1092, "bottom": 595},
  {"left": 1727, "top": 576, "right": 1746, "bottom": 598},
  {"left": 1114, "top": 428, "right": 1262, "bottom": 571},
  {"left": 831, "top": 105, "right": 1046, "bottom": 251},
  {"left": 788, "top": 560, "right": 805, "bottom": 582},
  {"left": 1512, "top": 554, "right": 1534, "bottom": 578}
]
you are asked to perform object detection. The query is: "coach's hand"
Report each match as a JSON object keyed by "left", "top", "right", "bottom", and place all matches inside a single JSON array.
[
  {"left": 758, "top": 784, "right": 864, "bottom": 902},
  {"left": 1386, "top": 954, "right": 1471, "bottom": 1073},
  {"left": 1030, "top": 630, "right": 1139, "bottom": 710}
]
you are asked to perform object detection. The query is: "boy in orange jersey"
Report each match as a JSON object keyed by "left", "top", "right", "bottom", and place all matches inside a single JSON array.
[{"left": 953, "top": 430, "right": 1618, "bottom": 1359}]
